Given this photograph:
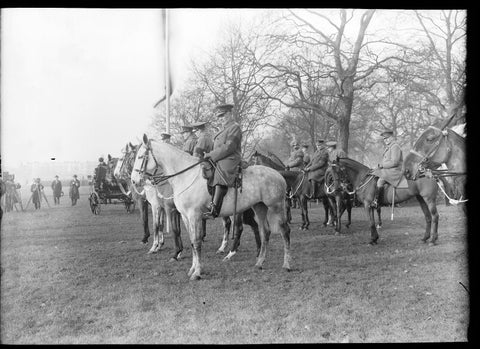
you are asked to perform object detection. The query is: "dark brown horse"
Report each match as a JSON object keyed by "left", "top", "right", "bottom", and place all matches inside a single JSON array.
[
  {"left": 328, "top": 157, "right": 440, "bottom": 245},
  {"left": 404, "top": 125, "right": 467, "bottom": 215},
  {"left": 251, "top": 150, "right": 334, "bottom": 230}
]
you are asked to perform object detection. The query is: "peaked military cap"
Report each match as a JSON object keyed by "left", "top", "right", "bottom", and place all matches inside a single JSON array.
[
  {"left": 214, "top": 104, "right": 234, "bottom": 117},
  {"left": 99, "top": 157, "right": 104, "bottom": 162},
  {"left": 73, "top": 174, "right": 77, "bottom": 178},
  {"left": 55, "top": 175, "right": 59, "bottom": 178},
  {"left": 380, "top": 129, "right": 394, "bottom": 138},
  {"left": 160, "top": 132, "right": 172, "bottom": 139},
  {"left": 192, "top": 121, "right": 208, "bottom": 129},
  {"left": 181, "top": 125, "right": 193, "bottom": 132},
  {"left": 326, "top": 141, "right": 337, "bottom": 147}
]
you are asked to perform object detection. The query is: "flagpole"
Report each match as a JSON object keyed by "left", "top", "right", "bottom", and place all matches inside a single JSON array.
[{"left": 165, "top": 8, "right": 170, "bottom": 134}]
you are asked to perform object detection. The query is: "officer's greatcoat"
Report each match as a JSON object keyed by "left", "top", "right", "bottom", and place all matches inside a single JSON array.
[
  {"left": 285, "top": 149, "right": 304, "bottom": 171},
  {"left": 372, "top": 141, "right": 403, "bottom": 186},
  {"left": 183, "top": 134, "right": 197, "bottom": 155},
  {"left": 207, "top": 120, "right": 242, "bottom": 187},
  {"left": 193, "top": 131, "right": 214, "bottom": 159},
  {"left": 306, "top": 146, "right": 329, "bottom": 182}
]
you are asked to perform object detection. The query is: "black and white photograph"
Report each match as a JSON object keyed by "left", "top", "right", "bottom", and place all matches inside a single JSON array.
[{"left": 0, "top": 8, "right": 469, "bottom": 343}]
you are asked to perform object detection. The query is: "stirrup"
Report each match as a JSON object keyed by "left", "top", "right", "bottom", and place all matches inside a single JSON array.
[{"left": 203, "top": 203, "right": 218, "bottom": 220}]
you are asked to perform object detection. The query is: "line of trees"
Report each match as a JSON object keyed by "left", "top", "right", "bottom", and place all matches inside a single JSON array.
[{"left": 151, "top": 9, "right": 466, "bottom": 165}]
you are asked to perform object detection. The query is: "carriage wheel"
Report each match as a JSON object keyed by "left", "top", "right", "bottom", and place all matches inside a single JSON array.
[{"left": 89, "top": 192, "right": 101, "bottom": 215}]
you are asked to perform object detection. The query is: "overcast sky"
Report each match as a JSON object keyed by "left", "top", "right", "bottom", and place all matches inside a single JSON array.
[{"left": 1, "top": 8, "right": 257, "bottom": 169}]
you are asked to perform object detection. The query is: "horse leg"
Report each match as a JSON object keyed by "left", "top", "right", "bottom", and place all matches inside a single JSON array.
[
  {"left": 421, "top": 195, "right": 439, "bottom": 245},
  {"left": 140, "top": 198, "right": 150, "bottom": 244},
  {"left": 187, "top": 215, "right": 204, "bottom": 280},
  {"left": 365, "top": 203, "right": 379, "bottom": 245},
  {"left": 376, "top": 207, "right": 382, "bottom": 229},
  {"left": 252, "top": 202, "right": 269, "bottom": 269},
  {"left": 322, "top": 195, "right": 329, "bottom": 226},
  {"left": 345, "top": 196, "right": 352, "bottom": 228},
  {"left": 169, "top": 210, "right": 183, "bottom": 261},
  {"left": 223, "top": 213, "right": 244, "bottom": 261},
  {"left": 415, "top": 195, "right": 432, "bottom": 243},
  {"left": 301, "top": 196, "right": 309, "bottom": 230},
  {"left": 334, "top": 194, "right": 342, "bottom": 234},
  {"left": 217, "top": 216, "right": 231, "bottom": 254},
  {"left": 267, "top": 201, "right": 292, "bottom": 271},
  {"left": 148, "top": 204, "right": 161, "bottom": 254},
  {"left": 242, "top": 208, "right": 261, "bottom": 258},
  {"left": 286, "top": 198, "right": 292, "bottom": 223}
]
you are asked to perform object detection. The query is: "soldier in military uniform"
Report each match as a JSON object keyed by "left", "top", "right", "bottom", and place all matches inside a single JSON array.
[
  {"left": 203, "top": 104, "right": 242, "bottom": 220},
  {"left": 160, "top": 132, "right": 172, "bottom": 144},
  {"left": 301, "top": 144, "right": 311, "bottom": 168},
  {"left": 304, "top": 139, "right": 329, "bottom": 199},
  {"left": 181, "top": 125, "right": 197, "bottom": 155},
  {"left": 371, "top": 129, "right": 403, "bottom": 208},
  {"left": 285, "top": 140, "right": 304, "bottom": 171},
  {"left": 192, "top": 121, "right": 213, "bottom": 159},
  {"left": 326, "top": 141, "right": 347, "bottom": 163}
]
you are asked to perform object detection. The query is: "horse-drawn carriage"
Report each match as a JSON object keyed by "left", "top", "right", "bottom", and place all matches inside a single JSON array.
[{"left": 88, "top": 158, "right": 135, "bottom": 215}]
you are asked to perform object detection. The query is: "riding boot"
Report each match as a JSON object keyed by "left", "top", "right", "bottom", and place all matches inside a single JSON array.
[
  {"left": 371, "top": 185, "right": 384, "bottom": 208},
  {"left": 203, "top": 185, "right": 228, "bottom": 220}
]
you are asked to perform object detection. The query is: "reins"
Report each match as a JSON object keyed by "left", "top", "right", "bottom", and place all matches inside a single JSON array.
[{"left": 151, "top": 159, "right": 206, "bottom": 185}]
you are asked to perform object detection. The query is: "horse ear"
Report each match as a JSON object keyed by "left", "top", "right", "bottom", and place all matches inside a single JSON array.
[
  {"left": 125, "top": 143, "right": 129, "bottom": 152},
  {"left": 129, "top": 142, "right": 134, "bottom": 149},
  {"left": 143, "top": 134, "right": 149, "bottom": 145},
  {"left": 108, "top": 154, "right": 112, "bottom": 161}
]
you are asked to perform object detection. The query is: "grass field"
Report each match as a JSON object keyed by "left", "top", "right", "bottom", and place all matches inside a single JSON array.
[{"left": 0, "top": 187, "right": 469, "bottom": 343}]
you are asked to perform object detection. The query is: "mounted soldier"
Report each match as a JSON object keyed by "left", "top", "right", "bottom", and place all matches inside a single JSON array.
[
  {"left": 301, "top": 144, "right": 311, "bottom": 168},
  {"left": 192, "top": 121, "right": 213, "bottom": 160},
  {"left": 285, "top": 140, "right": 304, "bottom": 171},
  {"left": 160, "top": 132, "right": 172, "bottom": 144},
  {"left": 51, "top": 175, "right": 63, "bottom": 205},
  {"left": 326, "top": 141, "right": 347, "bottom": 163},
  {"left": 304, "top": 139, "right": 329, "bottom": 199},
  {"left": 203, "top": 104, "right": 242, "bottom": 220},
  {"left": 371, "top": 129, "right": 404, "bottom": 208},
  {"left": 181, "top": 125, "right": 197, "bottom": 155}
]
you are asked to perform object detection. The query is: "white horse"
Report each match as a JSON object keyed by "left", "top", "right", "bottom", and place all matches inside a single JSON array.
[
  {"left": 114, "top": 143, "right": 183, "bottom": 259},
  {"left": 131, "top": 134, "right": 292, "bottom": 280}
]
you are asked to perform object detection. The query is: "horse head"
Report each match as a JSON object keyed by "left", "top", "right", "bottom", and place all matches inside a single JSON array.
[
  {"left": 404, "top": 126, "right": 457, "bottom": 180},
  {"left": 131, "top": 134, "right": 162, "bottom": 185}
]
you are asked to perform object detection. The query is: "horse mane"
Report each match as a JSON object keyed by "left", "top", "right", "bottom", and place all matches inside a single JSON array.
[
  {"left": 151, "top": 140, "right": 197, "bottom": 165},
  {"left": 338, "top": 157, "right": 370, "bottom": 173},
  {"left": 251, "top": 149, "right": 285, "bottom": 169}
]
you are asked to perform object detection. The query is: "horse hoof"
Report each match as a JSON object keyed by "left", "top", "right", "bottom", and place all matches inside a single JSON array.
[
  {"left": 168, "top": 257, "right": 177, "bottom": 262},
  {"left": 283, "top": 267, "right": 291, "bottom": 272},
  {"left": 254, "top": 264, "right": 263, "bottom": 270},
  {"left": 421, "top": 239, "right": 428, "bottom": 244},
  {"left": 428, "top": 241, "right": 437, "bottom": 246},
  {"left": 376, "top": 225, "right": 382, "bottom": 229},
  {"left": 216, "top": 250, "right": 225, "bottom": 255},
  {"left": 189, "top": 274, "right": 201, "bottom": 281},
  {"left": 334, "top": 231, "right": 340, "bottom": 236}
]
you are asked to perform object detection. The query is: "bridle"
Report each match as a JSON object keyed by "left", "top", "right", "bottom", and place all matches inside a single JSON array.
[
  {"left": 133, "top": 140, "right": 206, "bottom": 185},
  {"left": 408, "top": 126, "right": 451, "bottom": 180}
]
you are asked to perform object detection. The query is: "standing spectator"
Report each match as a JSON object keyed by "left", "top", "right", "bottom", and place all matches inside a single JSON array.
[
  {"left": 51, "top": 175, "right": 63, "bottom": 205},
  {"left": 31, "top": 178, "right": 44, "bottom": 210},
  {"left": 69, "top": 174, "right": 80, "bottom": 206},
  {"left": 181, "top": 125, "right": 197, "bottom": 155}
]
